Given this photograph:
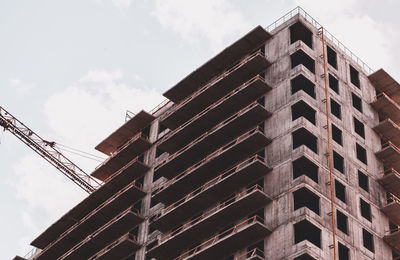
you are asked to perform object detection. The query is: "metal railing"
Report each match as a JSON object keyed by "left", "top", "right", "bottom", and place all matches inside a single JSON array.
[
  {"left": 33, "top": 181, "right": 142, "bottom": 259},
  {"left": 173, "top": 215, "right": 266, "bottom": 260},
  {"left": 265, "top": 6, "right": 374, "bottom": 74},
  {"left": 158, "top": 75, "right": 265, "bottom": 145},
  {"left": 160, "top": 50, "right": 265, "bottom": 120},
  {"left": 155, "top": 101, "right": 263, "bottom": 170},
  {"left": 88, "top": 233, "right": 137, "bottom": 260},
  {"left": 234, "top": 248, "right": 265, "bottom": 260},
  {"left": 158, "top": 185, "right": 264, "bottom": 244},
  {"left": 24, "top": 247, "right": 41, "bottom": 259},
  {"left": 59, "top": 206, "right": 140, "bottom": 259},
  {"left": 152, "top": 154, "right": 265, "bottom": 221},
  {"left": 152, "top": 126, "right": 265, "bottom": 195}
]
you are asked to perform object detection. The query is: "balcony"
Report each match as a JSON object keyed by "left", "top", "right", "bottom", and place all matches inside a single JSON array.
[
  {"left": 153, "top": 127, "right": 271, "bottom": 205},
  {"left": 89, "top": 233, "right": 140, "bottom": 260},
  {"left": 34, "top": 182, "right": 144, "bottom": 260},
  {"left": 382, "top": 194, "right": 400, "bottom": 225},
  {"left": 384, "top": 228, "right": 400, "bottom": 254},
  {"left": 31, "top": 158, "right": 149, "bottom": 249},
  {"left": 379, "top": 169, "right": 400, "bottom": 197},
  {"left": 159, "top": 76, "right": 271, "bottom": 154},
  {"left": 151, "top": 155, "right": 271, "bottom": 232},
  {"left": 156, "top": 103, "right": 270, "bottom": 179},
  {"left": 369, "top": 69, "right": 400, "bottom": 103},
  {"left": 371, "top": 93, "right": 400, "bottom": 124},
  {"left": 92, "top": 133, "right": 150, "bottom": 181},
  {"left": 60, "top": 207, "right": 143, "bottom": 260},
  {"left": 172, "top": 216, "right": 270, "bottom": 260},
  {"left": 163, "top": 25, "right": 271, "bottom": 103},
  {"left": 148, "top": 185, "right": 270, "bottom": 259},
  {"left": 374, "top": 119, "right": 400, "bottom": 147},
  {"left": 161, "top": 51, "right": 271, "bottom": 130},
  {"left": 376, "top": 142, "right": 400, "bottom": 172},
  {"left": 234, "top": 249, "right": 265, "bottom": 260},
  {"left": 95, "top": 110, "right": 155, "bottom": 156}
]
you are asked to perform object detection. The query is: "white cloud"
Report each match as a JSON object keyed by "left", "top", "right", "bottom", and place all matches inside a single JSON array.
[
  {"left": 294, "top": 0, "right": 397, "bottom": 73},
  {"left": 153, "top": 0, "right": 251, "bottom": 51},
  {"left": 9, "top": 78, "right": 35, "bottom": 96},
  {"left": 8, "top": 68, "right": 163, "bottom": 251}
]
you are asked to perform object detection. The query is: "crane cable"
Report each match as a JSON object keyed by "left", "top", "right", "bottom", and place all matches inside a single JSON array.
[{"left": 319, "top": 26, "right": 337, "bottom": 260}]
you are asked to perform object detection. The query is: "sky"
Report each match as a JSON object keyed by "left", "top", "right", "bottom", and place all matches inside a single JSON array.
[{"left": 1, "top": 0, "right": 399, "bottom": 258}]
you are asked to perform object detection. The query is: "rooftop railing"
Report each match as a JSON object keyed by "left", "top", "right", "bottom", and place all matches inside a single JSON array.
[{"left": 265, "top": 6, "right": 374, "bottom": 74}]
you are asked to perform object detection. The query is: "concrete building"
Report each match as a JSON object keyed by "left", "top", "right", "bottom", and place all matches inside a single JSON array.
[{"left": 14, "top": 6, "right": 400, "bottom": 260}]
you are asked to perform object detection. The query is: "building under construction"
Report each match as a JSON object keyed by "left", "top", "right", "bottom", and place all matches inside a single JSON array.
[{"left": 12, "top": 6, "right": 400, "bottom": 260}]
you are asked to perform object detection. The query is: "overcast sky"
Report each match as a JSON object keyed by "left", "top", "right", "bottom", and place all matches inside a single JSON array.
[{"left": 1, "top": 0, "right": 399, "bottom": 258}]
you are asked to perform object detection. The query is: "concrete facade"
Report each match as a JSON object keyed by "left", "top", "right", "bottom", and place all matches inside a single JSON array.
[{"left": 17, "top": 7, "right": 400, "bottom": 260}]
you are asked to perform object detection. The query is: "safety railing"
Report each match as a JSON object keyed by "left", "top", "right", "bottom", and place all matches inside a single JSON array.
[
  {"left": 35, "top": 181, "right": 142, "bottom": 259},
  {"left": 173, "top": 215, "right": 266, "bottom": 260},
  {"left": 95, "top": 132, "right": 148, "bottom": 171},
  {"left": 111, "top": 132, "right": 149, "bottom": 156},
  {"left": 381, "top": 141, "right": 400, "bottom": 154},
  {"left": 152, "top": 154, "right": 265, "bottom": 221},
  {"left": 161, "top": 50, "right": 266, "bottom": 120},
  {"left": 382, "top": 168, "right": 400, "bottom": 178},
  {"left": 150, "top": 99, "right": 172, "bottom": 115},
  {"left": 158, "top": 75, "right": 265, "bottom": 144},
  {"left": 152, "top": 126, "right": 265, "bottom": 194},
  {"left": 23, "top": 247, "right": 41, "bottom": 259},
  {"left": 386, "top": 193, "right": 400, "bottom": 206},
  {"left": 59, "top": 206, "right": 140, "bottom": 259},
  {"left": 265, "top": 6, "right": 373, "bottom": 74},
  {"left": 158, "top": 184, "right": 264, "bottom": 244},
  {"left": 88, "top": 233, "right": 138, "bottom": 260},
  {"left": 234, "top": 248, "right": 265, "bottom": 260},
  {"left": 156, "top": 101, "right": 263, "bottom": 170}
]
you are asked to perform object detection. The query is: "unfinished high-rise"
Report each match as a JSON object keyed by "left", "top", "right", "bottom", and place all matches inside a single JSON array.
[{"left": 14, "top": 7, "right": 400, "bottom": 260}]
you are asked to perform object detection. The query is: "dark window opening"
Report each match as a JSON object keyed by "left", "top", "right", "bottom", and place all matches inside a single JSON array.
[
  {"left": 291, "top": 49, "right": 315, "bottom": 74},
  {"left": 291, "top": 100, "right": 316, "bottom": 125},
  {"left": 350, "top": 65, "right": 360, "bottom": 88},
  {"left": 335, "top": 180, "right": 346, "bottom": 203},
  {"left": 352, "top": 93, "right": 363, "bottom": 112},
  {"left": 292, "top": 128, "right": 318, "bottom": 153},
  {"left": 333, "top": 151, "right": 344, "bottom": 173},
  {"left": 327, "top": 46, "right": 338, "bottom": 69},
  {"left": 356, "top": 143, "right": 367, "bottom": 165},
  {"left": 153, "top": 172, "right": 162, "bottom": 183},
  {"left": 257, "top": 148, "right": 265, "bottom": 159},
  {"left": 360, "top": 198, "right": 372, "bottom": 221},
  {"left": 294, "top": 220, "right": 321, "bottom": 248},
  {"left": 142, "top": 125, "right": 150, "bottom": 138},
  {"left": 338, "top": 242, "right": 350, "bottom": 260},
  {"left": 291, "top": 74, "right": 316, "bottom": 98},
  {"left": 136, "top": 176, "right": 144, "bottom": 186},
  {"left": 329, "top": 74, "right": 339, "bottom": 94},
  {"left": 158, "top": 122, "right": 168, "bottom": 134},
  {"left": 362, "top": 228, "right": 374, "bottom": 252},
  {"left": 390, "top": 221, "right": 398, "bottom": 234},
  {"left": 294, "top": 254, "right": 317, "bottom": 260},
  {"left": 138, "top": 154, "right": 145, "bottom": 163},
  {"left": 156, "top": 147, "right": 165, "bottom": 158},
  {"left": 330, "top": 99, "right": 341, "bottom": 119},
  {"left": 290, "top": 22, "right": 313, "bottom": 49},
  {"left": 133, "top": 200, "right": 142, "bottom": 213},
  {"left": 257, "top": 96, "right": 265, "bottom": 106},
  {"left": 292, "top": 156, "right": 319, "bottom": 183},
  {"left": 337, "top": 210, "right": 348, "bottom": 234},
  {"left": 358, "top": 170, "right": 369, "bottom": 192},
  {"left": 146, "top": 240, "right": 158, "bottom": 252},
  {"left": 249, "top": 208, "right": 265, "bottom": 220},
  {"left": 293, "top": 187, "right": 320, "bottom": 215},
  {"left": 354, "top": 117, "right": 365, "bottom": 139},
  {"left": 332, "top": 124, "right": 343, "bottom": 146}
]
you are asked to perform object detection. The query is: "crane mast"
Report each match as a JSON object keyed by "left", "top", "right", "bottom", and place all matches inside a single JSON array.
[{"left": 0, "top": 106, "right": 101, "bottom": 194}]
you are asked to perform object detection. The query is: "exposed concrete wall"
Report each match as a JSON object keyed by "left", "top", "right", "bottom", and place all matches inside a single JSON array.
[{"left": 134, "top": 14, "right": 391, "bottom": 260}]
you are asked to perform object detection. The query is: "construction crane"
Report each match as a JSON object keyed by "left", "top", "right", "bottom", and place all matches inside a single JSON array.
[{"left": 0, "top": 106, "right": 101, "bottom": 194}]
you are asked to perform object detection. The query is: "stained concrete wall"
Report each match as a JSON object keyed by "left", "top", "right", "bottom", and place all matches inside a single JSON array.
[{"left": 134, "top": 14, "right": 392, "bottom": 260}]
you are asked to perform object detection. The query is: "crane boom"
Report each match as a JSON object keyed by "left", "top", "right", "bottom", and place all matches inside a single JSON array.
[{"left": 0, "top": 106, "right": 101, "bottom": 194}]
